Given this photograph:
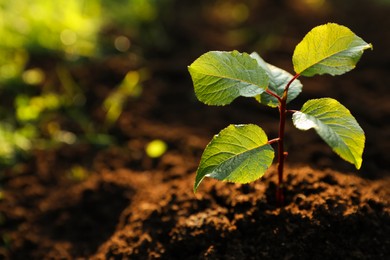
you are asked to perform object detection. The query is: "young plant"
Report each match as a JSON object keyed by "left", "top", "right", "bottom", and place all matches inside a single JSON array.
[{"left": 188, "top": 23, "right": 372, "bottom": 205}]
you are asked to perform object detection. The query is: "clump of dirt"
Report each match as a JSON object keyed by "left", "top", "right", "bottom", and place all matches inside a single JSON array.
[{"left": 99, "top": 166, "right": 389, "bottom": 259}]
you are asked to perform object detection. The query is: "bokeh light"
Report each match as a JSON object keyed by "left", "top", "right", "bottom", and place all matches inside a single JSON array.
[
  {"left": 146, "top": 140, "right": 168, "bottom": 158},
  {"left": 114, "top": 36, "right": 131, "bottom": 52}
]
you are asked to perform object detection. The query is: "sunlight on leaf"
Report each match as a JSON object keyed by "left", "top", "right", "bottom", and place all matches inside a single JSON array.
[
  {"left": 293, "top": 23, "right": 372, "bottom": 76},
  {"left": 188, "top": 51, "right": 269, "bottom": 106},
  {"left": 292, "top": 98, "right": 365, "bottom": 169},
  {"left": 250, "top": 52, "right": 302, "bottom": 107},
  {"left": 195, "top": 124, "right": 274, "bottom": 192}
]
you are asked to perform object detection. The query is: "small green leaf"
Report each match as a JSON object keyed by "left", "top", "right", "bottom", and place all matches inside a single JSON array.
[
  {"left": 194, "top": 124, "right": 274, "bottom": 192},
  {"left": 292, "top": 98, "right": 365, "bottom": 169},
  {"left": 293, "top": 23, "right": 372, "bottom": 77},
  {"left": 250, "top": 52, "right": 302, "bottom": 107},
  {"left": 188, "top": 51, "right": 269, "bottom": 106}
]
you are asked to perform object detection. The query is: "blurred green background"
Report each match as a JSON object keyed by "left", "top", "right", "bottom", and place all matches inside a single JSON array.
[
  {"left": 0, "top": 0, "right": 389, "bottom": 169},
  {"left": 0, "top": 0, "right": 172, "bottom": 167}
]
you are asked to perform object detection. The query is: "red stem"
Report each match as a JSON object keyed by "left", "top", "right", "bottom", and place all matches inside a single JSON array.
[
  {"left": 286, "top": 109, "right": 298, "bottom": 114},
  {"left": 284, "top": 73, "right": 300, "bottom": 96},
  {"left": 275, "top": 73, "right": 300, "bottom": 206},
  {"left": 268, "top": 138, "right": 280, "bottom": 145},
  {"left": 265, "top": 89, "right": 282, "bottom": 102},
  {"left": 276, "top": 99, "right": 286, "bottom": 205}
]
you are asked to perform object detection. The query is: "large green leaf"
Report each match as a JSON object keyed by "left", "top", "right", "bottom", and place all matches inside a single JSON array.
[
  {"left": 293, "top": 23, "right": 372, "bottom": 77},
  {"left": 188, "top": 51, "right": 269, "bottom": 106},
  {"left": 194, "top": 124, "right": 274, "bottom": 192},
  {"left": 250, "top": 52, "right": 302, "bottom": 107},
  {"left": 292, "top": 98, "right": 365, "bottom": 169}
]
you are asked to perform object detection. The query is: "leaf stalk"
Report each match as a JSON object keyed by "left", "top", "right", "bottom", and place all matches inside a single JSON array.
[
  {"left": 265, "top": 89, "right": 282, "bottom": 102},
  {"left": 268, "top": 138, "right": 280, "bottom": 145}
]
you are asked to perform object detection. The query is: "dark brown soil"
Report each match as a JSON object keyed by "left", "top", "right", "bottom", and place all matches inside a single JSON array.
[
  {"left": 1, "top": 1, "right": 390, "bottom": 259},
  {"left": 1, "top": 76, "right": 389, "bottom": 259}
]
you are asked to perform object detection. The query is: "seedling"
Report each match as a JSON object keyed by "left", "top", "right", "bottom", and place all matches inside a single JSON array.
[{"left": 188, "top": 23, "right": 372, "bottom": 205}]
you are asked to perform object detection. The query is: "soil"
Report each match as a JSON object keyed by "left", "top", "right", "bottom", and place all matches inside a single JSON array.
[{"left": 1, "top": 1, "right": 390, "bottom": 259}]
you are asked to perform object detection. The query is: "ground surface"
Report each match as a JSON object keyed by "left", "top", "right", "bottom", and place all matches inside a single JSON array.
[
  {"left": 1, "top": 1, "right": 390, "bottom": 259},
  {"left": 1, "top": 75, "right": 389, "bottom": 259}
]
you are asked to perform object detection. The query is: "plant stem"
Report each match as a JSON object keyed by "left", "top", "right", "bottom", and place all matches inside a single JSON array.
[
  {"left": 276, "top": 73, "right": 300, "bottom": 206},
  {"left": 265, "top": 89, "right": 282, "bottom": 102},
  {"left": 276, "top": 98, "right": 287, "bottom": 205},
  {"left": 286, "top": 109, "right": 298, "bottom": 114},
  {"left": 268, "top": 138, "right": 280, "bottom": 145}
]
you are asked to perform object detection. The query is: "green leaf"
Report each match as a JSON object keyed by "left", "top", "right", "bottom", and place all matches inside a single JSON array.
[
  {"left": 194, "top": 124, "right": 274, "bottom": 192},
  {"left": 188, "top": 51, "right": 269, "bottom": 106},
  {"left": 293, "top": 23, "right": 372, "bottom": 77},
  {"left": 292, "top": 98, "right": 365, "bottom": 169},
  {"left": 250, "top": 52, "right": 303, "bottom": 107}
]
